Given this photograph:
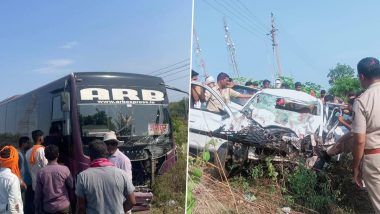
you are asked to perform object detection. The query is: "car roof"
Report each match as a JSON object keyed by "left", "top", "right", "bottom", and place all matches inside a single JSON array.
[{"left": 259, "top": 89, "right": 319, "bottom": 102}]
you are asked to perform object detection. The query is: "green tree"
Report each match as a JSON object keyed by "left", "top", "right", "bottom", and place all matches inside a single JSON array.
[
  {"left": 279, "top": 76, "right": 322, "bottom": 95},
  {"left": 169, "top": 98, "right": 189, "bottom": 119},
  {"left": 232, "top": 76, "right": 250, "bottom": 85},
  {"left": 303, "top": 82, "right": 322, "bottom": 95},
  {"left": 327, "top": 63, "right": 361, "bottom": 99},
  {"left": 280, "top": 76, "right": 295, "bottom": 89},
  {"left": 328, "top": 77, "right": 360, "bottom": 99},
  {"left": 327, "top": 63, "right": 355, "bottom": 85}
]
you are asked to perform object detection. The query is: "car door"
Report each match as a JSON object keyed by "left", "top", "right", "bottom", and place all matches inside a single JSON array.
[{"left": 189, "top": 82, "right": 233, "bottom": 154}]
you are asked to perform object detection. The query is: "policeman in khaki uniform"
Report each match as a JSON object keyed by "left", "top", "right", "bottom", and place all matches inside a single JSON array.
[
  {"left": 205, "top": 72, "right": 251, "bottom": 112},
  {"left": 352, "top": 57, "right": 380, "bottom": 213}
]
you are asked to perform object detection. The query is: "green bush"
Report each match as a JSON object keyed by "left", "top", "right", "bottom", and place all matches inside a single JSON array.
[
  {"left": 250, "top": 165, "right": 264, "bottom": 181},
  {"left": 152, "top": 117, "right": 187, "bottom": 213},
  {"left": 287, "top": 166, "right": 335, "bottom": 211}
]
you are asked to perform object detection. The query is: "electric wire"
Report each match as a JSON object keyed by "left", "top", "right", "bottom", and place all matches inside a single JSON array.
[
  {"left": 220, "top": 0, "right": 269, "bottom": 35},
  {"left": 147, "top": 59, "right": 190, "bottom": 75},
  {"left": 201, "top": 0, "right": 268, "bottom": 42},
  {"left": 159, "top": 67, "right": 190, "bottom": 78},
  {"left": 165, "top": 74, "right": 190, "bottom": 83}
]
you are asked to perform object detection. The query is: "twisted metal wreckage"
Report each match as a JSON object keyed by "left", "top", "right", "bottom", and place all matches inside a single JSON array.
[{"left": 189, "top": 82, "right": 347, "bottom": 172}]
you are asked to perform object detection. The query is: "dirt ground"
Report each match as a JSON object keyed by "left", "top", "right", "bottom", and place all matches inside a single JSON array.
[
  {"left": 190, "top": 157, "right": 375, "bottom": 214},
  {"left": 191, "top": 167, "right": 303, "bottom": 214}
]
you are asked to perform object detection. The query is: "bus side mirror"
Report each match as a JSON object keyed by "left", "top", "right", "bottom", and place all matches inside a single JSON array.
[{"left": 61, "top": 92, "right": 70, "bottom": 112}]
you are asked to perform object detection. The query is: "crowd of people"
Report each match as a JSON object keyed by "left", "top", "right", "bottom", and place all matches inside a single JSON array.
[
  {"left": 0, "top": 129, "right": 135, "bottom": 214},
  {"left": 2, "top": 56, "right": 380, "bottom": 213},
  {"left": 190, "top": 69, "right": 331, "bottom": 112},
  {"left": 191, "top": 56, "right": 380, "bottom": 213}
]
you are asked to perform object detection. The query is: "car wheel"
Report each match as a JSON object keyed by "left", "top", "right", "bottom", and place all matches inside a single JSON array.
[{"left": 212, "top": 142, "right": 231, "bottom": 181}]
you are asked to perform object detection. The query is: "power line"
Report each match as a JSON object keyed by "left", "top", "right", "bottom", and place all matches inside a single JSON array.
[
  {"left": 235, "top": 0, "right": 270, "bottom": 32},
  {"left": 201, "top": 0, "right": 268, "bottom": 41},
  {"left": 152, "top": 63, "right": 190, "bottom": 76},
  {"left": 160, "top": 66, "right": 190, "bottom": 78},
  {"left": 147, "top": 59, "right": 190, "bottom": 75},
  {"left": 231, "top": 1, "right": 318, "bottom": 73},
  {"left": 276, "top": 23, "right": 319, "bottom": 71},
  {"left": 219, "top": 0, "right": 268, "bottom": 35},
  {"left": 165, "top": 74, "right": 190, "bottom": 83}
]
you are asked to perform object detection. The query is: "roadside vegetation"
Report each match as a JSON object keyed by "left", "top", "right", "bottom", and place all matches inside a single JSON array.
[
  {"left": 151, "top": 99, "right": 188, "bottom": 213},
  {"left": 187, "top": 144, "right": 373, "bottom": 213}
]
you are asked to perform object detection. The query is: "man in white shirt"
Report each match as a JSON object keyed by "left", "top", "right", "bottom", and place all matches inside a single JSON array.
[
  {"left": 25, "top": 130, "right": 48, "bottom": 191},
  {"left": 104, "top": 131, "right": 133, "bottom": 182},
  {"left": 0, "top": 147, "right": 23, "bottom": 214}
]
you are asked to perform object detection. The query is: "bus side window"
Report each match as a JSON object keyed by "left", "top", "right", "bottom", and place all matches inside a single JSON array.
[{"left": 52, "top": 95, "right": 64, "bottom": 121}]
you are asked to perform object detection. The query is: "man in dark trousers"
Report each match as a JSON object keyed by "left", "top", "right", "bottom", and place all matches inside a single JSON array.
[{"left": 352, "top": 57, "right": 380, "bottom": 212}]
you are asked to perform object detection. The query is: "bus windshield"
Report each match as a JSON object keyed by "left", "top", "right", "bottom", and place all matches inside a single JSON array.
[{"left": 78, "top": 104, "right": 171, "bottom": 138}]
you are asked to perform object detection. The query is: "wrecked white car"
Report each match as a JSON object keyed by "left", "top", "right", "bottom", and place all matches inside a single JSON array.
[
  {"left": 189, "top": 82, "right": 325, "bottom": 171},
  {"left": 229, "top": 85, "right": 259, "bottom": 112}
]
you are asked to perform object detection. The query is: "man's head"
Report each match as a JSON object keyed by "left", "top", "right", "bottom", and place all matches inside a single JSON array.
[
  {"left": 347, "top": 98, "right": 355, "bottom": 111},
  {"left": 103, "top": 131, "right": 121, "bottom": 155},
  {"left": 281, "top": 83, "right": 289, "bottom": 89},
  {"left": 226, "top": 77, "right": 235, "bottom": 88},
  {"left": 295, "top": 82, "right": 302, "bottom": 91},
  {"left": 262, "top": 79, "right": 270, "bottom": 89},
  {"left": 191, "top": 70, "right": 199, "bottom": 82},
  {"left": 0, "top": 145, "right": 10, "bottom": 159},
  {"left": 205, "top": 76, "right": 215, "bottom": 87},
  {"left": 245, "top": 81, "right": 258, "bottom": 89},
  {"left": 88, "top": 139, "right": 108, "bottom": 161},
  {"left": 324, "top": 94, "right": 334, "bottom": 103},
  {"left": 320, "top": 90, "right": 326, "bottom": 98},
  {"left": 310, "top": 90, "right": 316, "bottom": 97},
  {"left": 357, "top": 57, "right": 380, "bottom": 88},
  {"left": 44, "top": 144, "right": 59, "bottom": 162},
  {"left": 32, "top": 130, "right": 44, "bottom": 145},
  {"left": 346, "top": 91, "right": 356, "bottom": 100},
  {"left": 217, "top": 72, "right": 230, "bottom": 89},
  {"left": 18, "top": 136, "right": 30, "bottom": 151},
  {"left": 274, "top": 79, "right": 282, "bottom": 89}
]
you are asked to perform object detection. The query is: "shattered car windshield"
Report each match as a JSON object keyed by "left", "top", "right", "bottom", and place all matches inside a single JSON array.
[{"left": 243, "top": 93, "right": 321, "bottom": 136}]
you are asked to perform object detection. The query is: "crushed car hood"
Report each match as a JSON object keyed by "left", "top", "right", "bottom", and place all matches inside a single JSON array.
[{"left": 246, "top": 108, "right": 322, "bottom": 138}]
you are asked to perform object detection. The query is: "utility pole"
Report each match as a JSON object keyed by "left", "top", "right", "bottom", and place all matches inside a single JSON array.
[
  {"left": 268, "top": 13, "right": 283, "bottom": 78},
  {"left": 193, "top": 28, "right": 208, "bottom": 78},
  {"left": 223, "top": 17, "right": 240, "bottom": 78}
]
